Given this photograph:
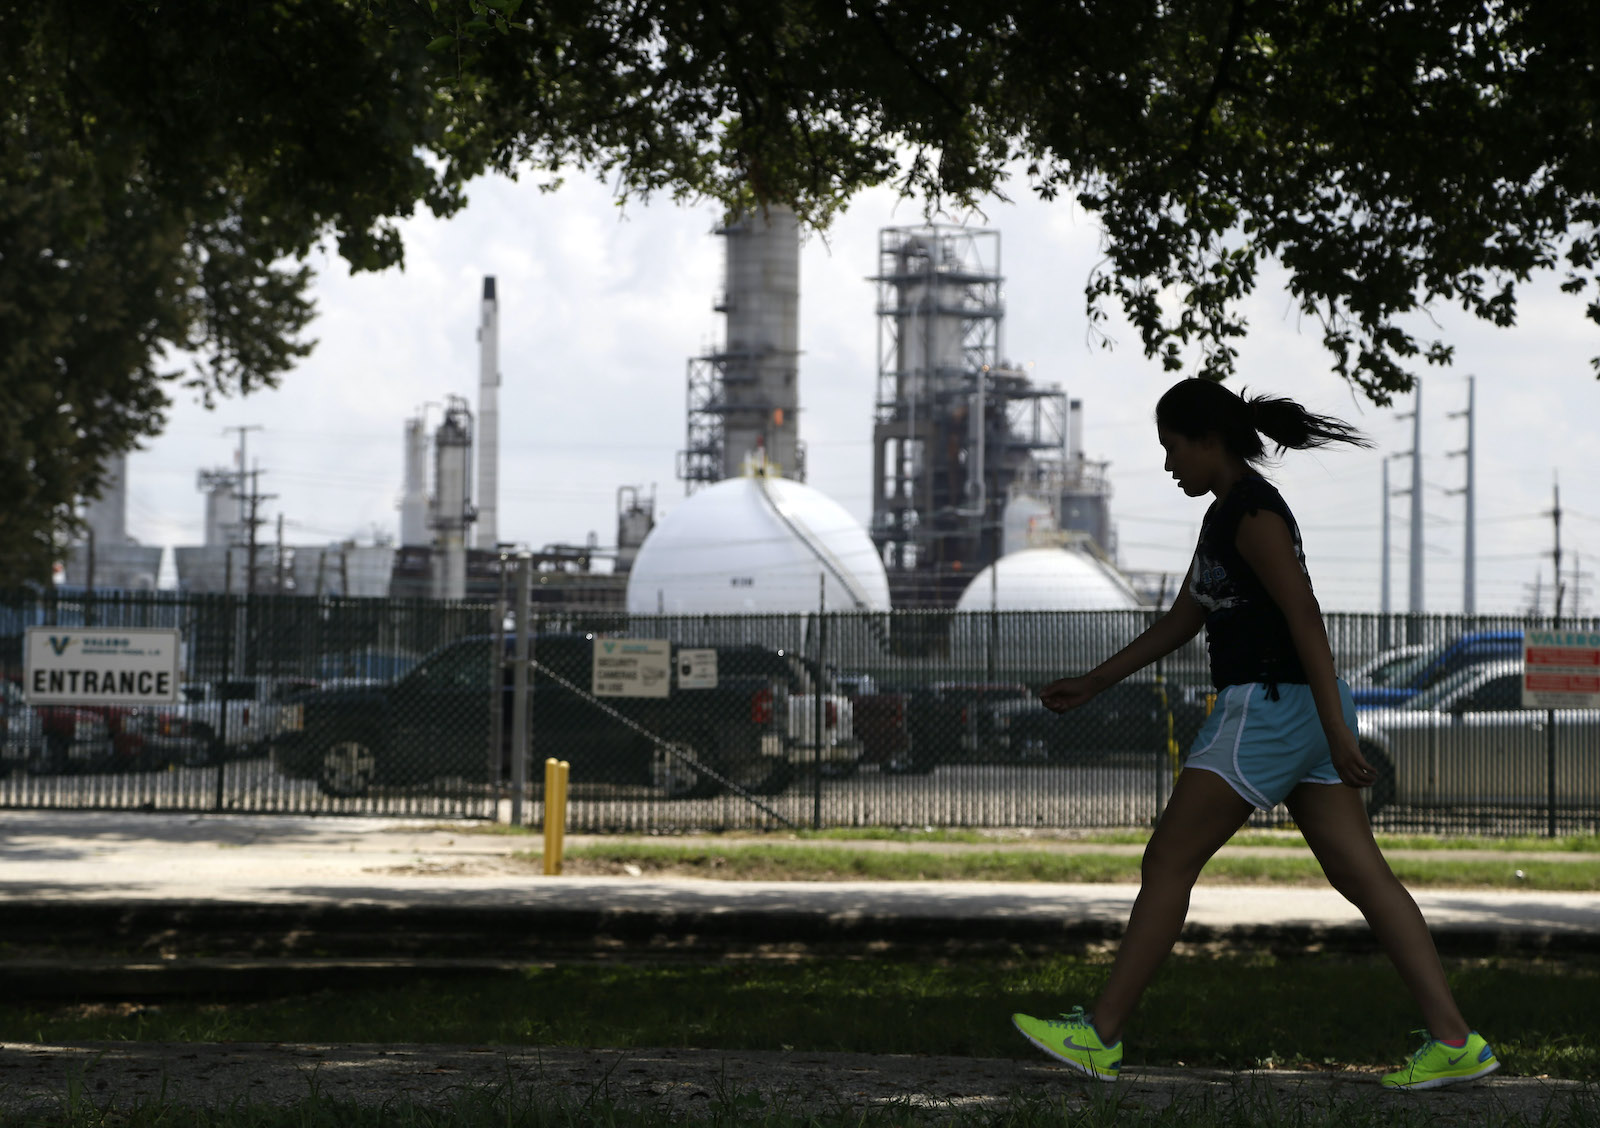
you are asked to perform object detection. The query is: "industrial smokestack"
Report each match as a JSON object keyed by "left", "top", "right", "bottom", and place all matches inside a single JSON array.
[
  {"left": 475, "top": 276, "right": 500, "bottom": 549},
  {"left": 399, "top": 416, "right": 429, "bottom": 547}
]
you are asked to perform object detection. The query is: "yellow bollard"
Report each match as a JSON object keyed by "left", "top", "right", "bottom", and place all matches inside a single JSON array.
[
  {"left": 542, "top": 757, "right": 570, "bottom": 875},
  {"left": 554, "top": 759, "right": 569, "bottom": 872}
]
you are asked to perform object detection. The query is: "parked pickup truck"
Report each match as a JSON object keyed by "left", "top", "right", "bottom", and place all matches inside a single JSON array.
[
  {"left": 177, "top": 676, "right": 322, "bottom": 762},
  {"left": 270, "top": 634, "right": 860, "bottom": 799}
]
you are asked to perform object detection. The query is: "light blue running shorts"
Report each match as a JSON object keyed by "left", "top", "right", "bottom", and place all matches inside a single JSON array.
[{"left": 1183, "top": 679, "right": 1358, "bottom": 809}]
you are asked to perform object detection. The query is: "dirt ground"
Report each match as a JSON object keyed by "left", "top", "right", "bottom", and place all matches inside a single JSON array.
[{"left": 1, "top": 1042, "right": 1593, "bottom": 1124}]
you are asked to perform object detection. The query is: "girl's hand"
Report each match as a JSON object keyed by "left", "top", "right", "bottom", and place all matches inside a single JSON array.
[
  {"left": 1328, "top": 725, "right": 1378, "bottom": 789},
  {"left": 1039, "top": 676, "right": 1103, "bottom": 714}
]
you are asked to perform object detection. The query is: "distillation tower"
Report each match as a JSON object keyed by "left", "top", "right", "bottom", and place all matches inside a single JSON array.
[
  {"left": 869, "top": 225, "right": 1071, "bottom": 608},
  {"left": 429, "top": 396, "right": 475, "bottom": 600},
  {"left": 679, "top": 208, "right": 804, "bottom": 488}
]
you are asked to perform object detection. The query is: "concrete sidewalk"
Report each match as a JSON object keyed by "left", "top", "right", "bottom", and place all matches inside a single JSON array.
[{"left": 1, "top": 810, "right": 1596, "bottom": 956}]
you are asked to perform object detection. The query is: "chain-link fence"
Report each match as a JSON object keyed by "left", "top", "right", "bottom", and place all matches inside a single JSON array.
[
  {"left": 0, "top": 589, "right": 495, "bottom": 817},
  {"left": 3, "top": 588, "right": 1598, "bottom": 836}
]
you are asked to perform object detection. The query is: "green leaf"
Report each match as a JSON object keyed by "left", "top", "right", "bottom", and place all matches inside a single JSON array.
[{"left": 425, "top": 34, "right": 454, "bottom": 53}]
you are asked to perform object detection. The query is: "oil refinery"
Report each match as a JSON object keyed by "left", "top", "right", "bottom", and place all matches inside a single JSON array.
[{"left": 63, "top": 214, "right": 1144, "bottom": 614}]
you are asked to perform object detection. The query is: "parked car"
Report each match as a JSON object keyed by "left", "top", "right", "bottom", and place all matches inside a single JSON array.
[
  {"left": 1345, "top": 643, "right": 1434, "bottom": 687},
  {"left": 994, "top": 680, "right": 1208, "bottom": 763},
  {"left": 271, "top": 634, "right": 859, "bottom": 799},
  {"left": 315, "top": 651, "right": 418, "bottom": 683},
  {"left": 1356, "top": 659, "right": 1600, "bottom": 815},
  {"left": 32, "top": 701, "right": 206, "bottom": 773},
  {"left": 1352, "top": 631, "right": 1524, "bottom": 709},
  {"left": 889, "top": 682, "right": 1035, "bottom": 773},
  {"left": 0, "top": 680, "right": 45, "bottom": 768},
  {"left": 2, "top": 680, "right": 118, "bottom": 775},
  {"left": 177, "top": 676, "right": 322, "bottom": 761}
]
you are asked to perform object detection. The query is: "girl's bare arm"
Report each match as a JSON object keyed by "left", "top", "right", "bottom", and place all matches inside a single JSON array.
[{"left": 1040, "top": 566, "right": 1206, "bottom": 712}]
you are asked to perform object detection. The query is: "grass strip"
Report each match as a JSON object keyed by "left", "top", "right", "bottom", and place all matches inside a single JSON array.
[
  {"left": 10, "top": 1081, "right": 1600, "bottom": 1128},
  {"left": 475, "top": 823, "right": 1600, "bottom": 855},
  {"left": 531, "top": 843, "right": 1600, "bottom": 890},
  {"left": 7, "top": 954, "right": 1597, "bottom": 1083}
]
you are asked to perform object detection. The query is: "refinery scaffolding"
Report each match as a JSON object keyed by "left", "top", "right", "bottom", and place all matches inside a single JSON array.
[{"left": 869, "top": 225, "right": 1071, "bottom": 609}]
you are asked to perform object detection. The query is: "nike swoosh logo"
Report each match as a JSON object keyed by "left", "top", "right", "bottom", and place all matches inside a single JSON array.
[
  {"left": 1061, "top": 1037, "right": 1099, "bottom": 1052},
  {"left": 1446, "top": 1053, "right": 1467, "bottom": 1065}
]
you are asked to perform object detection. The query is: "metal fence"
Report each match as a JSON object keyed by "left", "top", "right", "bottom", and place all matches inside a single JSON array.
[
  {"left": 2, "top": 588, "right": 1598, "bottom": 837},
  {"left": 0, "top": 590, "right": 494, "bottom": 818}
]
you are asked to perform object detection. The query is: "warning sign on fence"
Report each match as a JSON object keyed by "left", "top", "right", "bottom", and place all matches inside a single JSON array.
[
  {"left": 592, "top": 637, "right": 671, "bottom": 698},
  {"left": 1522, "top": 630, "right": 1600, "bottom": 709},
  {"left": 24, "top": 627, "right": 182, "bottom": 705}
]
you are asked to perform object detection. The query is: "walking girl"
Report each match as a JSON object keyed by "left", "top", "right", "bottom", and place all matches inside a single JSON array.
[{"left": 1011, "top": 379, "right": 1498, "bottom": 1091}]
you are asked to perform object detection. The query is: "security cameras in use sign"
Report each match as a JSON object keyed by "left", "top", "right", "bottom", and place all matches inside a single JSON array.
[
  {"left": 591, "top": 637, "right": 671, "bottom": 698},
  {"left": 24, "top": 627, "right": 182, "bottom": 705},
  {"left": 1522, "top": 630, "right": 1600, "bottom": 709}
]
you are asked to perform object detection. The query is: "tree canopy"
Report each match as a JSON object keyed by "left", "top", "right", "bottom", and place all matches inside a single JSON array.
[
  {"left": 428, "top": 0, "right": 1600, "bottom": 400},
  {"left": 5, "top": 0, "right": 1599, "bottom": 585},
  {"left": 0, "top": 0, "right": 482, "bottom": 584}
]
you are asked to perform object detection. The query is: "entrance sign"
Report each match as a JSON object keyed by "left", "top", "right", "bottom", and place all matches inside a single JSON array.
[
  {"left": 592, "top": 638, "right": 671, "bottom": 698},
  {"left": 1522, "top": 630, "right": 1600, "bottom": 709},
  {"left": 25, "top": 627, "right": 182, "bottom": 705}
]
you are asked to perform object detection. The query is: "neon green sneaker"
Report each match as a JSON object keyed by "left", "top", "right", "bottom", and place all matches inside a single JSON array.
[
  {"left": 1382, "top": 1030, "right": 1500, "bottom": 1090},
  {"left": 1011, "top": 1006, "right": 1122, "bottom": 1082}
]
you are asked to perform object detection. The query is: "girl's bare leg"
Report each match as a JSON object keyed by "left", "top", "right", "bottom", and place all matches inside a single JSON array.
[
  {"left": 1284, "top": 782, "right": 1469, "bottom": 1041},
  {"left": 1090, "top": 769, "right": 1254, "bottom": 1045}
]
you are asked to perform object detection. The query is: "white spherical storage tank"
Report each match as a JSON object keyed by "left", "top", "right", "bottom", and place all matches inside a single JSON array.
[
  {"left": 626, "top": 475, "right": 891, "bottom": 614},
  {"left": 955, "top": 547, "right": 1146, "bottom": 612}
]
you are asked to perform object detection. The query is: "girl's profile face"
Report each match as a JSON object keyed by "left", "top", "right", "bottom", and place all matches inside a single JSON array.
[{"left": 1158, "top": 425, "right": 1221, "bottom": 497}]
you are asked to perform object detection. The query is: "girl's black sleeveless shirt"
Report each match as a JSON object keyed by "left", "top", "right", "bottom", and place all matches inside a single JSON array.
[{"left": 1188, "top": 474, "right": 1310, "bottom": 693}]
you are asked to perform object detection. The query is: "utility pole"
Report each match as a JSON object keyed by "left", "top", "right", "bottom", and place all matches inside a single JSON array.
[
  {"left": 223, "top": 425, "right": 263, "bottom": 593},
  {"left": 1552, "top": 475, "right": 1565, "bottom": 623},
  {"left": 274, "top": 513, "right": 286, "bottom": 593},
  {"left": 1390, "top": 383, "right": 1423, "bottom": 639},
  {"left": 1570, "top": 551, "right": 1593, "bottom": 619},
  {"left": 1382, "top": 457, "right": 1391, "bottom": 618},
  {"left": 241, "top": 464, "right": 276, "bottom": 596},
  {"left": 1407, "top": 381, "right": 1424, "bottom": 615},
  {"left": 1445, "top": 376, "right": 1475, "bottom": 616},
  {"left": 1380, "top": 452, "right": 1410, "bottom": 619}
]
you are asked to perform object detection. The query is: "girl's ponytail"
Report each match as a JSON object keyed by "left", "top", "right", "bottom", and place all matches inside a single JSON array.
[
  {"left": 1156, "top": 379, "right": 1370, "bottom": 463},
  {"left": 1246, "top": 393, "right": 1370, "bottom": 454}
]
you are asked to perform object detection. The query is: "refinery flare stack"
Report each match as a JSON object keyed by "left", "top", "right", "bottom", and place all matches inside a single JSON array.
[{"left": 475, "top": 276, "right": 500, "bottom": 552}]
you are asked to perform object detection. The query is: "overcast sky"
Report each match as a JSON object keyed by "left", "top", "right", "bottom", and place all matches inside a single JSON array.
[{"left": 126, "top": 170, "right": 1600, "bottom": 617}]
